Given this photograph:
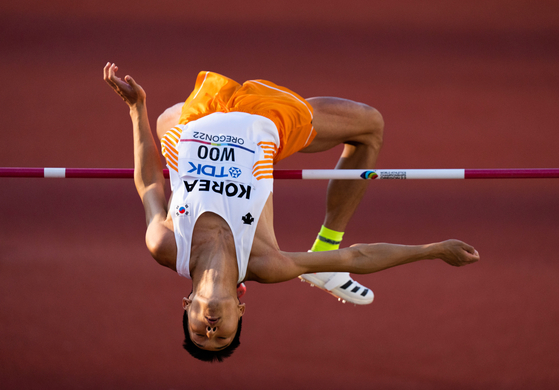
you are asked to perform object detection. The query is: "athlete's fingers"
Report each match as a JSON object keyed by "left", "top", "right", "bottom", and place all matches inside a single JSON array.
[
  {"left": 469, "top": 248, "right": 480, "bottom": 262},
  {"left": 105, "top": 64, "right": 127, "bottom": 92},
  {"left": 111, "top": 65, "right": 124, "bottom": 88},
  {"left": 104, "top": 62, "right": 120, "bottom": 90},
  {"left": 440, "top": 240, "right": 479, "bottom": 267},
  {"left": 103, "top": 62, "right": 145, "bottom": 107},
  {"left": 460, "top": 246, "right": 479, "bottom": 264},
  {"left": 125, "top": 75, "right": 139, "bottom": 90},
  {"left": 108, "top": 64, "right": 126, "bottom": 89},
  {"left": 462, "top": 242, "right": 477, "bottom": 255},
  {"left": 461, "top": 241, "right": 480, "bottom": 259},
  {"left": 103, "top": 62, "right": 110, "bottom": 81},
  {"left": 125, "top": 75, "right": 146, "bottom": 102},
  {"left": 103, "top": 63, "right": 118, "bottom": 89}
]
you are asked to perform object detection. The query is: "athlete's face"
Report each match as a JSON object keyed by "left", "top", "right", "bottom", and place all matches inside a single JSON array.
[{"left": 183, "top": 295, "right": 245, "bottom": 351}]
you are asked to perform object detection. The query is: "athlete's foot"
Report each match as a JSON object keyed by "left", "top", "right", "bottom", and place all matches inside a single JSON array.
[{"left": 299, "top": 271, "right": 374, "bottom": 305}]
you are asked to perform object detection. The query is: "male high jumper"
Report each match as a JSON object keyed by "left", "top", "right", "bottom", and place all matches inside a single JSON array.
[{"left": 103, "top": 63, "right": 479, "bottom": 362}]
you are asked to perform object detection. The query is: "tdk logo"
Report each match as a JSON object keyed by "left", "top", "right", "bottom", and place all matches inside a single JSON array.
[
  {"left": 184, "top": 180, "right": 252, "bottom": 199},
  {"left": 229, "top": 167, "right": 242, "bottom": 178},
  {"left": 187, "top": 162, "right": 243, "bottom": 178}
]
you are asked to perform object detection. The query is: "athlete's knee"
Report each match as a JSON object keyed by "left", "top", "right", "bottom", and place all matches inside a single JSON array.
[{"left": 358, "top": 105, "right": 384, "bottom": 152}]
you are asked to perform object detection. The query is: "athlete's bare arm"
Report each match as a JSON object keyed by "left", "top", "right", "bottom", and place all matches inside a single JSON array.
[
  {"left": 104, "top": 63, "right": 177, "bottom": 270},
  {"left": 247, "top": 239, "right": 479, "bottom": 284}
]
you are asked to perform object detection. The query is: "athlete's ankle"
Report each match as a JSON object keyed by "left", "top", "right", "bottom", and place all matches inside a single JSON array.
[{"left": 311, "top": 225, "right": 344, "bottom": 252}]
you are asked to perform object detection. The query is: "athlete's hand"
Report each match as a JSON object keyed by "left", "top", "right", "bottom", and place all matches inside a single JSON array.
[
  {"left": 103, "top": 62, "right": 146, "bottom": 107},
  {"left": 437, "top": 239, "right": 480, "bottom": 267}
]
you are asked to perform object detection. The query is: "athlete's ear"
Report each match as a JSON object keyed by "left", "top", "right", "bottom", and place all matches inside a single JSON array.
[
  {"left": 238, "top": 302, "right": 246, "bottom": 317},
  {"left": 182, "top": 297, "right": 192, "bottom": 310}
]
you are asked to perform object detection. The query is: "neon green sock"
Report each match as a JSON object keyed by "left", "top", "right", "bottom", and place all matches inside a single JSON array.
[{"left": 311, "top": 225, "right": 344, "bottom": 252}]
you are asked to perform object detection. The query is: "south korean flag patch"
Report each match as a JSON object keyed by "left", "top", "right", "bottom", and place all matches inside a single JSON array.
[{"left": 175, "top": 203, "right": 191, "bottom": 217}]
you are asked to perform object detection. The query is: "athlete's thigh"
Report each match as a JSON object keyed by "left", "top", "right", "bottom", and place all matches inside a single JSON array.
[{"left": 302, "top": 96, "right": 379, "bottom": 153}]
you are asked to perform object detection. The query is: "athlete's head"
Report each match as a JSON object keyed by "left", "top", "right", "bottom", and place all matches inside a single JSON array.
[{"left": 182, "top": 293, "right": 245, "bottom": 362}]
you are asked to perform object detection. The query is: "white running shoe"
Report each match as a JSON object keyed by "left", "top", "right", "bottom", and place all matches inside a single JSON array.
[{"left": 299, "top": 272, "right": 374, "bottom": 305}]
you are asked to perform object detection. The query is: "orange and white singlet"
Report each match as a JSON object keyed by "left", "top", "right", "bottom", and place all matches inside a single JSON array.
[
  {"left": 164, "top": 112, "right": 279, "bottom": 283},
  {"left": 161, "top": 72, "right": 316, "bottom": 282}
]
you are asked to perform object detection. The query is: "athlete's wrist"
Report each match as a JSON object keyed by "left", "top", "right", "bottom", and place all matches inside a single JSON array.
[
  {"left": 129, "top": 101, "right": 147, "bottom": 117},
  {"left": 425, "top": 242, "right": 445, "bottom": 260}
]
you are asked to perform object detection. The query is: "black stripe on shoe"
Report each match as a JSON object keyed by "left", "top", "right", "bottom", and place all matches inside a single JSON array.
[
  {"left": 340, "top": 281, "right": 353, "bottom": 290},
  {"left": 351, "top": 286, "right": 360, "bottom": 293},
  {"left": 361, "top": 289, "right": 369, "bottom": 297}
]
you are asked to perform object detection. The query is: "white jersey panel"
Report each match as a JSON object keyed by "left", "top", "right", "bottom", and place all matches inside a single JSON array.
[{"left": 169, "top": 112, "right": 279, "bottom": 283}]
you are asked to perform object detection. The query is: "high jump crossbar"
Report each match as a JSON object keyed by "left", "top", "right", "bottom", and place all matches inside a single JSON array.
[{"left": 1, "top": 168, "right": 559, "bottom": 179}]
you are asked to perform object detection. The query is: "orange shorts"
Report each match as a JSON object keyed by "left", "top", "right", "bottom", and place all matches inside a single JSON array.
[{"left": 178, "top": 71, "right": 316, "bottom": 163}]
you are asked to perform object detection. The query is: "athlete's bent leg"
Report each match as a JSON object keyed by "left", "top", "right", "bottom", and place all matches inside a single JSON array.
[
  {"left": 299, "top": 97, "right": 384, "bottom": 305},
  {"left": 303, "top": 97, "right": 384, "bottom": 230}
]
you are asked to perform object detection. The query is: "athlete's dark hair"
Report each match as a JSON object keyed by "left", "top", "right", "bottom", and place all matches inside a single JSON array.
[{"left": 182, "top": 310, "right": 242, "bottom": 363}]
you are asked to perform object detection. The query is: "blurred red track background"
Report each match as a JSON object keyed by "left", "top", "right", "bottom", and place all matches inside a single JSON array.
[{"left": 1, "top": 1, "right": 559, "bottom": 389}]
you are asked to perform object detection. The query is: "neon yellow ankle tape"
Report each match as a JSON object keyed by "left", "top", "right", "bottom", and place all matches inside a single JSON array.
[{"left": 311, "top": 225, "right": 344, "bottom": 252}]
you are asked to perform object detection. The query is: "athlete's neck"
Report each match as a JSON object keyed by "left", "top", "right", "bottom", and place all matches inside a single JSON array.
[{"left": 190, "top": 212, "right": 239, "bottom": 298}]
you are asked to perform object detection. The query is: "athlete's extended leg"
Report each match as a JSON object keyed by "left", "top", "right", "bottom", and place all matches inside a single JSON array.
[{"left": 299, "top": 97, "right": 384, "bottom": 304}]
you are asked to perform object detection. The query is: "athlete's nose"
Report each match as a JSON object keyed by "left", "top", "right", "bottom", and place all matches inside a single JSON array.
[{"left": 206, "top": 326, "right": 217, "bottom": 337}]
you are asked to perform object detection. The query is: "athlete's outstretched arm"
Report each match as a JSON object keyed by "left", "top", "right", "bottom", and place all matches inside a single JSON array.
[
  {"left": 250, "top": 239, "right": 479, "bottom": 283},
  {"left": 104, "top": 63, "right": 176, "bottom": 267}
]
